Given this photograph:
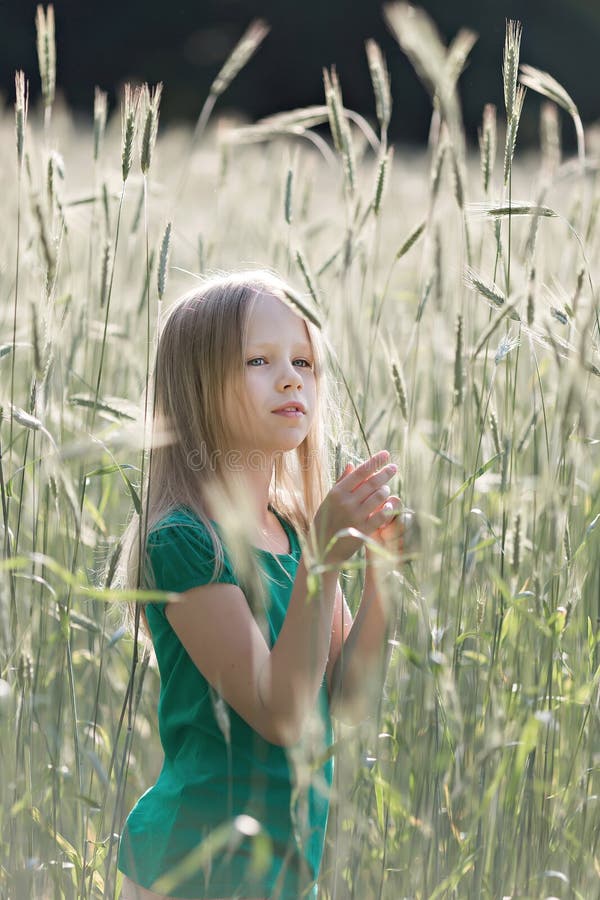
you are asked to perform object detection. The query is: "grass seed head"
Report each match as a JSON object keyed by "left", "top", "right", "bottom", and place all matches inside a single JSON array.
[
  {"left": 93, "top": 87, "right": 108, "bottom": 163},
  {"left": 478, "top": 103, "right": 496, "bottom": 194},
  {"left": 511, "top": 512, "right": 521, "bottom": 574},
  {"left": 373, "top": 149, "right": 392, "bottom": 216},
  {"left": 295, "top": 249, "right": 319, "bottom": 308},
  {"left": 157, "top": 221, "right": 172, "bottom": 301},
  {"left": 489, "top": 408, "right": 502, "bottom": 456},
  {"left": 391, "top": 361, "right": 408, "bottom": 421},
  {"left": 453, "top": 313, "right": 464, "bottom": 407},
  {"left": 323, "top": 67, "right": 356, "bottom": 195},
  {"left": 365, "top": 39, "right": 392, "bottom": 136},
  {"left": 284, "top": 167, "right": 293, "bottom": 225},
  {"left": 527, "top": 266, "right": 536, "bottom": 326},
  {"left": 140, "top": 82, "right": 163, "bottom": 175},
  {"left": 464, "top": 266, "right": 506, "bottom": 308},
  {"left": 36, "top": 4, "right": 56, "bottom": 111},
  {"left": 99, "top": 239, "right": 110, "bottom": 308},
  {"left": 503, "top": 19, "right": 522, "bottom": 123},
  {"left": 540, "top": 101, "right": 561, "bottom": 177},
  {"left": 430, "top": 137, "right": 447, "bottom": 200},
  {"left": 15, "top": 71, "right": 29, "bottom": 167},
  {"left": 503, "top": 84, "right": 526, "bottom": 185},
  {"left": 121, "top": 83, "right": 140, "bottom": 182},
  {"left": 211, "top": 20, "right": 269, "bottom": 99},
  {"left": 450, "top": 146, "right": 465, "bottom": 210},
  {"left": 520, "top": 64, "right": 578, "bottom": 119}
]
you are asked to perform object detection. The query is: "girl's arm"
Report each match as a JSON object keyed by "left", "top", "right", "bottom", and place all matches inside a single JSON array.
[
  {"left": 326, "top": 549, "right": 394, "bottom": 724},
  {"left": 165, "top": 453, "right": 397, "bottom": 747}
]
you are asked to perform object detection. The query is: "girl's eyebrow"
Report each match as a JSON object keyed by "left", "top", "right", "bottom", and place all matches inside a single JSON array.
[{"left": 247, "top": 340, "right": 313, "bottom": 353}]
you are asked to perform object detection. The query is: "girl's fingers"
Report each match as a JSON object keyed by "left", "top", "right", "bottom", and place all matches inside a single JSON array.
[
  {"left": 362, "top": 489, "right": 397, "bottom": 521},
  {"left": 366, "top": 495, "right": 402, "bottom": 528},
  {"left": 352, "top": 464, "right": 397, "bottom": 502},
  {"left": 338, "top": 451, "right": 390, "bottom": 490}
]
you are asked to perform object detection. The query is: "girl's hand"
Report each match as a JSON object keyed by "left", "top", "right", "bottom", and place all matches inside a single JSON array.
[{"left": 313, "top": 451, "right": 398, "bottom": 566}]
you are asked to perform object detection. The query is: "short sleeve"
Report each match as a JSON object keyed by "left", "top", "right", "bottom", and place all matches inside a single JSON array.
[{"left": 145, "top": 515, "right": 238, "bottom": 614}]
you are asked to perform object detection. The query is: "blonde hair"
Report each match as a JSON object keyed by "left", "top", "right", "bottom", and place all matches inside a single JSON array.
[{"left": 117, "top": 269, "right": 333, "bottom": 621}]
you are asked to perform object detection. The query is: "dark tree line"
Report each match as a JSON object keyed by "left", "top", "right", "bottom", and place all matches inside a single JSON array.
[{"left": 2, "top": 0, "right": 599, "bottom": 146}]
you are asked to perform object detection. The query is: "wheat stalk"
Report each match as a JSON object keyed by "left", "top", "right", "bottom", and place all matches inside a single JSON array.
[
  {"left": 366, "top": 39, "right": 392, "bottom": 140},
  {"left": 35, "top": 4, "right": 56, "bottom": 118},
  {"left": 503, "top": 84, "right": 526, "bottom": 185},
  {"left": 478, "top": 103, "right": 496, "bottom": 194},
  {"left": 520, "top": 63, "right": 584, "bottom": 164},
  {"left": 373, "top": 148, "right": 392, "bottom": 216},
  {"left": 211, "top": 20, "right": 269, "bottom": 99},
  {"left": 453, "top": 314, "right": 464, "bottom": 407},
  {"left": 15, "top": 71, "right": 29, "bottom": 168},
  {"left": 157, "top": 221, "right": 172, "bottom": 301},
  {"left": 391, "top": 361, "right": 408, "bottom": 421},
  {"left": 93, "top": 88, "right": 108, "bottom": 163},
  {"left": 121, "top": 84, "right": 140, "bottom": 183},
  {"left": 323, "top": 67, "right": 356, "bottom": 196},
  {"left": 140, "top": 82, "right": 163, "bottom": 175}
]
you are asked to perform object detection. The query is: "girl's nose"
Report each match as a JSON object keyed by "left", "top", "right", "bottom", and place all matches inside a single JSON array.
[{"left": 277, "top": 363, "right": 303, "bottom": 391}]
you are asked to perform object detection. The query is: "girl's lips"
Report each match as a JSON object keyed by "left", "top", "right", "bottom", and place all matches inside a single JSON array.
[{"left": 272, "top": 409, "right": 305, "bottom": 418}]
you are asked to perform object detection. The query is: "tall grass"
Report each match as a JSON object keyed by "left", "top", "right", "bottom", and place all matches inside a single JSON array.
[{"left": 1, "top": 5, "right": 600, "bottom": 899}]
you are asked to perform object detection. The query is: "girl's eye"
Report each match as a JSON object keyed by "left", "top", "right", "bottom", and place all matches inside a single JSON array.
[
  {"left": 247, "top": 357, "right": 266, "bottom": 366},
  {"left": 293, "top": 359, "right": 313, "bottom": 369}
]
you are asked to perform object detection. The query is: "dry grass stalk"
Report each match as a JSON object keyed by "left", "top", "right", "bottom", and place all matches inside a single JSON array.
[
  {"left": 520, "top": 63, "right": 584, "bottom": 163},
  {"left": 478, "top": 103, "right": 496, "bottom": 194},
  {"left": 157, "top": 221, "right": 172, "bottom": 301},
  {"left": 36, "top": 4, "right": 56, "bottom": 112},
  {"left": 211, "top": 20, "right": 270, "bottom": 99},
  {"left": 140, "top": 82, "right": 163, "bottom": 175},
  {"left": 94, "top": 88, "right": 108, "bottom": 163},
  {"left": 391, "top": 361, "right": 408, "bottom": 421},
  {"left": 15, "top": 71, "right": 29, "bottom": 167},
  {"left": 365, "top": 39, "right": 392, "bottom": 138}
]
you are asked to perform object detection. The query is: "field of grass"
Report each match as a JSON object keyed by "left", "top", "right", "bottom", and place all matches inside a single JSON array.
[{"left": 1, "top": 5, "right": 600, "bottom": 898}]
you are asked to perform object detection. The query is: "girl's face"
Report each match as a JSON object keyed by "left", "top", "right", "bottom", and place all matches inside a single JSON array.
[{"left": 225, "top": 292, "right": 317, "bottom": 459}]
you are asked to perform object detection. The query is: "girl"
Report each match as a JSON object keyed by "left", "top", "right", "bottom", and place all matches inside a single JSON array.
[{"left": 117, "top": 270, "right": 404, "bottom": 900}]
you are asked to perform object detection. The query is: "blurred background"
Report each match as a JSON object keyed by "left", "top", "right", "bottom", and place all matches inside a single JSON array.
[{"left": 2, "top": 0, "right": 600, "bottom": 147}]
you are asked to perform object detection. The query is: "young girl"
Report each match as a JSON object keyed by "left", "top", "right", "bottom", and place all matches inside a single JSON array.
[{"left": 117, "top": 270, "right": 403, "bottom": 900}]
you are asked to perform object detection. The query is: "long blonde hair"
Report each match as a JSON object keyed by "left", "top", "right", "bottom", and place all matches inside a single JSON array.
[{"left": 118, "top": 269, "right": 333, "bottom": 613}]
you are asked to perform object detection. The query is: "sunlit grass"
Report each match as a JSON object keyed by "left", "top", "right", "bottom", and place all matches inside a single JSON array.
[{"left": 1, "top": 5, "right": 600, "bottom": 898}]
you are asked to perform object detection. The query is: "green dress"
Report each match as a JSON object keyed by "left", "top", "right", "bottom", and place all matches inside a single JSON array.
[{"left": 117, "top": 506, "right": 333, "bottom": 899}]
